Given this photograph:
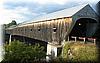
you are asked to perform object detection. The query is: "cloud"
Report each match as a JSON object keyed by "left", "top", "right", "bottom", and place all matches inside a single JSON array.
[
  {"left": 0, "top": 0, "right": 99, "bottom": 24},
  {"left": 33, "top": 0, "right": 68, "bottom": 5},
  {"left": 0, "top": 0, "right": 50, "bottom": 24},
  {"left": 0, "top": 7, "right": 28, "bottom": 24},
  {"left": 0, "top": 1, "right": 40, "bottom": 24},
  {"left": 32, "top": 0, "right": 99, "bottom": 5},
  {"left": 3, "top": 0, "right": 68, "bottom": 5}
]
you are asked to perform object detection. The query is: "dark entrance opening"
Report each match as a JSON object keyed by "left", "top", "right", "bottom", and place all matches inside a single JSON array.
[{"left": 69, "top": 18, "right": 97, "bottom": 40}]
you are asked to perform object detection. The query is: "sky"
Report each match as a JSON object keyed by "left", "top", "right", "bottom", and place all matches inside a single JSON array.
[{"left": 0, "top": 0, "right": 99, "bottom": 24}]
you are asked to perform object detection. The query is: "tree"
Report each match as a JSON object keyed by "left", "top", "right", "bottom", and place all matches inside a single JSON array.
[
  {"left": 2, "top": 41, "right": 46, "bottom": 63},
  {"left": 10, "top": 20, "right": 17, "bottom": 25},
  {"left": 3, "top": 20, "right": 17, "bottom": 29}
]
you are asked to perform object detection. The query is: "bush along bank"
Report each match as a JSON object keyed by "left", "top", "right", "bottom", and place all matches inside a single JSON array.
[{"left": 1, "top": 41, "right": 46, "bottom": 63}]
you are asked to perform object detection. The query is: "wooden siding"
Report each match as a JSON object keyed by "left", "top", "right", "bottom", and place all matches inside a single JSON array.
[{"left": 6, "top": 17, "right": 72, "bottom": 44}]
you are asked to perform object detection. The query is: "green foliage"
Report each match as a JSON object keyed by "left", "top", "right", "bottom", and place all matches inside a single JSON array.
[
  {"left": 61, "top": 42, "right": 98, "bottom": 62},
  {"left": 2, "top": 41, "right": 46, "bottom": 63},
  {"left": 4, "top": 20, "right": 17, "bottom": 29},
  {"left": 61, "top": 42, "right": 74, "bottom": 59},
  {"left": 72, "top": 44, "right": 98, "bottom": 62},
  {"left": 10, "top": 20, "right": 17, "bottom": 25}
]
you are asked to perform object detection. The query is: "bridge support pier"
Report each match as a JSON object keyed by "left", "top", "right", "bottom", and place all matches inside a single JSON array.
[
  {"left": 9, "top": 34, "right": 12, "bottom": 45},
  {"left": 46, "top": 43, "right": 62, "bottom": 61}
]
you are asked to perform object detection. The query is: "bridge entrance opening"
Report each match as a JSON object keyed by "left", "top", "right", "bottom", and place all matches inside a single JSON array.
[{"left": 69, "top": 18, "right": 97, "bottom": 40}]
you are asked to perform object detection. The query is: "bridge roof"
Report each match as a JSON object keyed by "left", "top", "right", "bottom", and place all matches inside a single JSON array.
[
  {"left": 32, "top": 4, "right": 88, "bottom": 21},
  {"left": 18, "top": 4, "right": 88, "bottom": 25},
  {"left": 8, "top": 3, "right": 95, "bottom": 29}
]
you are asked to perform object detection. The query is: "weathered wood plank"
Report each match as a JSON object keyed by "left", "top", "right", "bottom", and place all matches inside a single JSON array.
[{"left": 6, "top": 17, "right": 73, "bottom": 45}]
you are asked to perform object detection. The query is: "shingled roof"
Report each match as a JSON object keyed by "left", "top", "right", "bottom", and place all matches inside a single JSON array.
[
  {"left": 22, "top": 4, "right": 88, "bottom": 24},
  {"left": 33, "top": 4, "right": 88, "bottom": 21},
  {"left": 10, "top": 3, "right": 96, "bottom": 28}
]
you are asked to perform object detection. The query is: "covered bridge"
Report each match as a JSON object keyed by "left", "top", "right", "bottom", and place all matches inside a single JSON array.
[
  {"left": 5, "top": 4, "right": 99, "bottom": 58},
  {"left": 6, "top": 4, "right": 98, "bottom": 45}
]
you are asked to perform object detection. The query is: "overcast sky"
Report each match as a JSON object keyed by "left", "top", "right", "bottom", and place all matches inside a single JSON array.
[{"left": 0, "top": 0, "right": 99, "bottom": 24}]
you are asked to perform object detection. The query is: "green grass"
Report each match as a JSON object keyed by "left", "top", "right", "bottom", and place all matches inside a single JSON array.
[{"left": 61, "top": 41, "right": 99, "bottom": 62}]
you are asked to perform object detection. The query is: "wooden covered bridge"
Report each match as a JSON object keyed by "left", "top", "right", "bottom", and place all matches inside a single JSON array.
[{"left": 5, "top": 4, "right": 99, "bottom": 58}]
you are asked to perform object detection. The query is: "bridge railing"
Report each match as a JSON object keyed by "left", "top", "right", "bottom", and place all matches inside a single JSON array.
[{"left": 70, "top": 36, "right": 96, "bottom": 44}]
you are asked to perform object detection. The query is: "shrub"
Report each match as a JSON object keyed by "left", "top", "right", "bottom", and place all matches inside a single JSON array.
[{"left": 2, "top": 41, "right": 46, "bottom": 63}]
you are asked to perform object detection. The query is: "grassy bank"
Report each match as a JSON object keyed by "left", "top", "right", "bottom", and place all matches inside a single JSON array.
[{"left": 61, "top": 41, "right": 98, "bottom": 62}]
